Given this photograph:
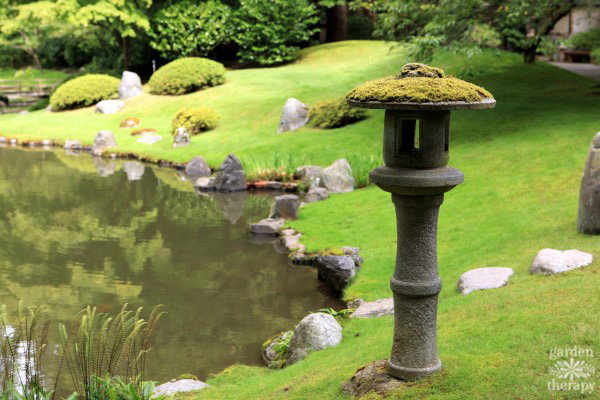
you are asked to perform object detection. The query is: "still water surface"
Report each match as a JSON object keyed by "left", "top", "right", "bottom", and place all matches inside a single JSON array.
[{"left": 0, "top": 147, "right": 340, "bottom": 391}]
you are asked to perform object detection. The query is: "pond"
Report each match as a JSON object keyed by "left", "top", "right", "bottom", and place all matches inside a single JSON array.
[{"left": 0, "top": 146, "right": 341, "bottom": 393}]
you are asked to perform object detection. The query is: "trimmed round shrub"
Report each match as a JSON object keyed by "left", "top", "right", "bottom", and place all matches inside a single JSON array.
[
  {"left": 49, "top": 74, "right": 119, "bottom": 111},
  {"left": 308, "top": 99, "right": 367, "bottom": 129},
  {"left": 172, "top": 107, "right": 220, "bottom": 135},
  {"left": 149, "top": 58, "right": 226, "bottom": 96}
]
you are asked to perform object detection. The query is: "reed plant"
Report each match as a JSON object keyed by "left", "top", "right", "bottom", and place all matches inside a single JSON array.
[
  {"left": 55, "top": 304, "right": 164, "bottom": 400},
  {"left": 345, "top": 153, "right": 382, "bottom": 188},
  {"left": 242, "top": 154, "right": 309, "bottom": 182},
  {"left": 0, "top": 302, "right": 53, "bottom": 400}
]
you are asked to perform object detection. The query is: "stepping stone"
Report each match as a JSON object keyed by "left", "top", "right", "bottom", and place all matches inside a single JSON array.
[
  {"left": 530, "top": 249, "right": 593, "bottom": 275},
  {"left": 153, "top": 379, "right": 208, "bottom": 397},
  {"left": 249, "top": 218, "right": 285, "bottom": 236},
  {"left": 457, "top": 267, "right": 514, "bottom": 295},
  {"left": 351, "top": 298, "right": 393, "bottom": 318},
  {"left": 137, "top": 134, "right": 162, "bottom": 145}
]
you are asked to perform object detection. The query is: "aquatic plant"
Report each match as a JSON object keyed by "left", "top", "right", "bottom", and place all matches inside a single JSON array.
[
  {"left": 345, "top": 153, "right": 382, "bottom": 188},
  {"left": 55, "top": 304, "right": 165, "bottom": 399}
]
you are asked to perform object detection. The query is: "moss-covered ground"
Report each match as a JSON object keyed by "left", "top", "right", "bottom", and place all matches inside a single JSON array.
[{"left": 3, "top": 42, "right": 600, "bottom": 399}]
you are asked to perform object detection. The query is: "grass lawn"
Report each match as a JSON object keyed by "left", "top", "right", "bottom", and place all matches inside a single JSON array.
[
  {"left": 176, "top": 46, "right": 597, "bottom": 398},
  {"left": 0, "top": 67, "right": 68, "bottom": 81},
  {"left": 3, "top": 42, "right": 600, "bottom": 399}
]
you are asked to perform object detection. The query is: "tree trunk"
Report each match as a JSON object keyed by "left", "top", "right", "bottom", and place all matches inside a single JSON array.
[
  {"left": 30, "top": 51, "right": 43, "bottom": 70},
  {"left": 326, "top": 4, "right": 348, "bottom": 42},
  {"left": 523, "top": 45, "right": 537, "bottom": 64},
  {"left": 122, "top": 36, "right": 129, "bottom": 71}
]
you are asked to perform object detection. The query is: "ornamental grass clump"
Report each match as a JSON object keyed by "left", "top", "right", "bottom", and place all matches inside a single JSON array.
[
  {"left": 149, "top": 58, "right": 226, "bottom": 95},
  {"left": 50, "top": 74, "right": 119, "bottom": 111},
  {"left": 171, "top": 107, "right": 220, "bottom": 135},
  {"left": 308, "top": 99, "right": 367, "bottom": 129}
]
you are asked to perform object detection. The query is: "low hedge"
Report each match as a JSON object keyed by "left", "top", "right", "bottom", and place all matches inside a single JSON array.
[
  {"left": 149, "top": 58, "right": 226, "bottom": 95},
  {"left": 50, "top": 74, "right": 120, "bottom": 111},
  {"left": 308, "top": 99, "right": 367, "bottom": 129},
  {"left": 172, "top": 107, "right": 220, "bottom": 135}
]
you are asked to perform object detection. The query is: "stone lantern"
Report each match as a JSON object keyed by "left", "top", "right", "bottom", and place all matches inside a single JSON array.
[{"left": 346, "top": 64, "right": 495, "bottom": 381}]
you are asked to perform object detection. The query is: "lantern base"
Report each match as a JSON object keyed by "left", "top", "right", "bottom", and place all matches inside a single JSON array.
[{"left": 387, "top": 358, "right": 442, "bottom": 381}]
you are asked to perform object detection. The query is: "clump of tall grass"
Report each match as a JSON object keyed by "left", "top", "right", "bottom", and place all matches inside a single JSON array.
[
  {"left": 345, "top": 154, "right": 382, "bottom": 188},
  {"left": 0, "top": 302, "right": 52, "bottom": 399},
  {"left": 242, "top": 154, "right": 309, "bottom": 182},
  {"left": 56, "top": 304, "right": 164, "bottom": 400}
]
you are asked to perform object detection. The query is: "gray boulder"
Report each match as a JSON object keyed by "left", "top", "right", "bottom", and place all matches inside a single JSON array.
[
  {"left": 92, "top": 130, "right": 117, "bottom": 156},
  {"left": 118, "top": 71, "right": 143, "bottom": 100},
  {"left": 95, "top": 100, "right": 125, "bottom": 115},
  {"left": 195, "top": 177, "right": 215, "bottom": 191},
  {"left": 314, "top": 254, "right": 361, "bottom": 295},
  {"left": 173, "top": 127, "right": 190, "bottom": 148},
  {"left": 305, "top": 187, "right": 329, "bottom": 203},
  {"left": 295, "top": 166, "right": 323, "bottom": 188},
  {"left": 249, "top": 218, "right": 285, "bottom": 236},
  {"left": 262, "top": 330, "right": 293, "bottom": 369},
  {"left": 578, "top": 132, "right": 600, "bottom": 234},
  {"left": 153, "top": 379, "right": 208, "bottom": 397},
  {"left": 320, "top": 159, "right": 354, "bottom": 193},
  {"left": 457, "top": 267, "right": 514, "bottom": 295},
  {"left": 137, "top": 134, "right": 163, "bottom": 145},
  {"left": 214, "top": 154, "right": 247, "bottom": 192},
  {"left": 351, "top": 298, "right": 394, "bottom": 318},
  {"left": 64, "top": 140, "right": 82, "bottom": 150},
  {"left": 185, "top": 156, "right": 211, "bottom": 179},
  {"left": 277, "top": 98, "right": 309, "bottom": 133},
  {"left": 530, "top": 248, "right": 593, "bottom": 275},
  {"left": 286, "top": 313, "right": 342, "bottom": 365},
  {"left": 123, "top": 161, "right": 145, "bottom": 181},
  {"left": 268, "top": 195, "right": 300, "bottom": 219}
]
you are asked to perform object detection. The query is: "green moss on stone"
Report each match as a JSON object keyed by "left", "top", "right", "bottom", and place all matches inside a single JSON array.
[{"left": 346, "top": 63, "right": 493, "bottom": 104}]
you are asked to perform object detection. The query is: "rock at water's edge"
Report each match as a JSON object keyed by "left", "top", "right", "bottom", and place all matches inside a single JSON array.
[
  {"left": 214, "top": 154, "right": 247, "bottom": 192},
  {"left": 268, "top": 194, "right": 300, "bottom": 219},
  {"left": 351, "top": 298, "right": 394, "bottom": 318},
  {"left": 320, "top": 159, "right": 354, "bottom": 193},
  {"left": 92, "top": 130, "right": 117, "bottom": 156},
  {"left": 250, "top": 218, "right": 285, "bottom": 236},
  {"left": 152, "top": 379, "right": 209, "bottom": 397},
  {"left": 286, "top": 313, "right": 342, "bottom": 365}
]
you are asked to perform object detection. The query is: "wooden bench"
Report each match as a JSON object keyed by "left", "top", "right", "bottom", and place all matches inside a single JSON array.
[{"left": 559, "top": 49, "right": 594, "bottom": 63}]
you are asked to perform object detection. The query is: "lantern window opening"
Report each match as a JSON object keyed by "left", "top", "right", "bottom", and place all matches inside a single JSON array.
[{"left": 398, "top": 118, "right": 420, "bottom": 155}]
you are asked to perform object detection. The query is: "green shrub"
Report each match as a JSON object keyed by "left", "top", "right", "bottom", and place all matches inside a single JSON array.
[
  {"left": 150, "top": 0, "right": 233, "bottom": 60},
  {"left": 567, "top": 27, "right": 600, "bottom": 51},
  {"left": 149, "top": 57, "right": 226, "bottom": 95},
  {"left": 49, "top": 74, "right": 119, "bottom": 111},
  {"left": 234, "top": 0, "right": 319, "bottom": 66},
  {"left": 593, "top": 48, "right": 600, "bottom": 65},
  {"left": 171, "top": 107, "right": 220, "bottom": 135},
  {"left": 308, "top": 99, "right": 367, "bottom": 129}
]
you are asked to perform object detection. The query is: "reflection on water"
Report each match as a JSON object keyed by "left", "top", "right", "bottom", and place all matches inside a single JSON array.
[{"left": 0, "top": 147, "right": 341, "bottom": 393}]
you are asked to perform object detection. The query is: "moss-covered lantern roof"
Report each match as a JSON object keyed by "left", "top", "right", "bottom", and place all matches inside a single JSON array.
[{"left": 346, "top": 63, "right": 495, "bottom": 110}]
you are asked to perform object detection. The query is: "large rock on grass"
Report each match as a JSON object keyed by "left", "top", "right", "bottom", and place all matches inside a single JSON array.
[
  {"left": 295, "top": 166, "right": 323, "bottom": 188},
  {"left": 268, "top": 195, "right": 300, "bottom": 219},
  {"left": 320, "top": 159, "right": 354, "bottom": 193},
  {"left": 119, "top": 71, "right": 143, "bottom": 100},
  {"left": 314, "top": 254, "right": 361, "bottom": 296},
  {"left": 95, "top": 100, "right": 125, "bottom": 115},
  {"left": 185, "top": 156, "right": 211, "bottom": 179},
  {"left": 286, "top": 313, "right": 342, "bottom": 365},
  {"left": 173, "top": 127, "right": 190, "bottom": 148},
  {"left": 457, "top": 267, "right": 514, "bottom": 295},
  {"left": 578, "top": 132, "right": 600, "bottom": 234},
  {"left": 92, "top": 130, "right": 117, "bottom": 156},
  {"left": 530, "top": 249, "right": 593, "bottom": 275},
  {"left": 277, "top": 98, "right": 309, "bottom": 133},
  {"left": 214, "top": 154, "right": 247, "bottom": 192}
]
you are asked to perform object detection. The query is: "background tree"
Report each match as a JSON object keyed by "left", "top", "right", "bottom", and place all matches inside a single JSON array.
[
  {"left": 150, "top": 0, "right": 233, "bottom": 60},
  {"left": 70, "top": 0, "right": 153, "bottom": 70},
  {"left": 355, "top": 0, "right": 599, "bottom": 64},
  {"left": 234, "top": 0, "right": 320, "bottom": 66},
  {"left": 0, "top": 1, "right": 65, "bottom": 69}
]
